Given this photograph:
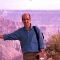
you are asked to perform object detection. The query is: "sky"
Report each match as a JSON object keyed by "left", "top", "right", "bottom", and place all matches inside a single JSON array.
[{"left": 0, "top": 0, "right": 60, "bottom": 10}]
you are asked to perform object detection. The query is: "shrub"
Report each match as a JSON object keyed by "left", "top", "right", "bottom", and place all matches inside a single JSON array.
[{"left": 45, "top": 33, "right": 60, "bottom": 60}]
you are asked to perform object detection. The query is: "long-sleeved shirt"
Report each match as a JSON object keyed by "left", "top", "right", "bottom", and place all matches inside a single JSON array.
[{"left": 3, "top": 26, "right": 44, "bottom": 53}]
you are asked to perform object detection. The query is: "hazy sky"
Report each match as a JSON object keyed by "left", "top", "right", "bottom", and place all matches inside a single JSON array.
[{"left": 0, "top": 0, "right": 60, "bottom": 10}]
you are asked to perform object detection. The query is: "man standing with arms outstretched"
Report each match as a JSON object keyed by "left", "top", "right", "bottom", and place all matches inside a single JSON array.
[{"left": 0, "top": 13, "right": 45, "bottom": 60}]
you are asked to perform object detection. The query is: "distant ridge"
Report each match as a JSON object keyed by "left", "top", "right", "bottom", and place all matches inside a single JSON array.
[{"left": 0, "top": 10, "right": 60, "bottom": 25}]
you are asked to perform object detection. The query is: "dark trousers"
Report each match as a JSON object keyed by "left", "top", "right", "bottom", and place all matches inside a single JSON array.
[{"left": 23, "top": 52, "right": 38, "bottom": 60}]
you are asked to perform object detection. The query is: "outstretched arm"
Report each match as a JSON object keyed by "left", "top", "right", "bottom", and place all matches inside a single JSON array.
[
  {"left": 0, "top": 28, "right": 21, "bottom": 40},
  {"left": 0, "top": 35, "right": 4, "bottom": 39}
]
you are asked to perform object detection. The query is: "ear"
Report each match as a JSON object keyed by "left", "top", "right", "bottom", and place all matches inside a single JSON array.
[
  {"left": 22, "top": 19, "right": 24, "bottom": 23},
  {"left": 30, "top": 18, "right": 31, "bottom": 21}
]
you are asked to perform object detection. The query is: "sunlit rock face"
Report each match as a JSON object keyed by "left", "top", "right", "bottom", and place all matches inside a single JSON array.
[{"left": 0, "top": 17, "right": 23, "bottom": 60}]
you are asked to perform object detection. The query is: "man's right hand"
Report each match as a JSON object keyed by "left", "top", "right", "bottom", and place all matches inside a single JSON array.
[{"left": 0, "top": 35, "right": 3, "bottom": 39}]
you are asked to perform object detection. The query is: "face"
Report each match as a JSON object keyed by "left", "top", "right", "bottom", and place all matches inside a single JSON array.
[{"left": 22, "top": 13, "right": 31, "bottom": 27}]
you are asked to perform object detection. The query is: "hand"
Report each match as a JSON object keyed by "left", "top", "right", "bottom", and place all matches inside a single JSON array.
[
  {"left": 0, "top": 35, "right": 3, "bottom": 39},
  {"left": 37, "top": 52, "right": 44, "bottom": 60},
  {"left": 37, "top": 52, "right": 44, "bottom": 57}
]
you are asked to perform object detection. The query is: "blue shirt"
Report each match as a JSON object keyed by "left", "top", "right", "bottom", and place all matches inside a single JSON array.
[{"left": 3, "top": 26, "right": 44, "bottom": 53}]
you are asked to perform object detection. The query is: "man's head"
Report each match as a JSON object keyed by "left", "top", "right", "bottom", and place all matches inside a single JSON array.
[{"left": 22, "top": 13, "right": 31, "bottom": 27}]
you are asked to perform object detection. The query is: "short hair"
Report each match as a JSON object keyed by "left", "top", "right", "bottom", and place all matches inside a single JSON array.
[{"left": 22, "top": 13, "right": 31, "bottom": 20}]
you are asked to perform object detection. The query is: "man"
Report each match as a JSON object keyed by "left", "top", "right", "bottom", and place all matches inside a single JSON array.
[{"left": 0, "top": 13, "right": 45, "bottom": 60}]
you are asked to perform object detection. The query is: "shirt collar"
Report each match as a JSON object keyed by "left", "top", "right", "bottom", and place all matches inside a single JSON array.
[{"left": 23, "top": 24, "right": 33, "bottom": 31}]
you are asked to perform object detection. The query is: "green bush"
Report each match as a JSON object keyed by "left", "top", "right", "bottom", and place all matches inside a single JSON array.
[{"left": 45, "top": 33, "right": 60, "bottom": 60}]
